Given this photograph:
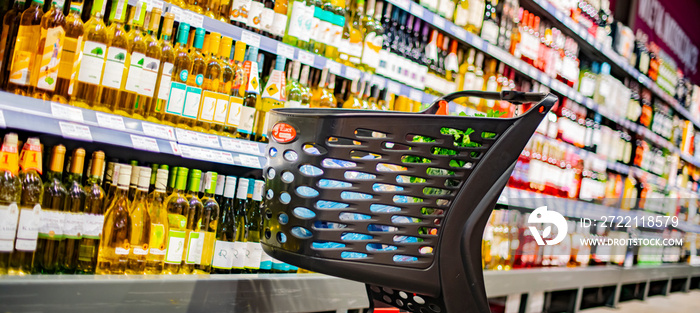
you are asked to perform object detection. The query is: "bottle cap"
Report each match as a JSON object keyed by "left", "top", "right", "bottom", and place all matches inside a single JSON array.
[
  {"left": 49, "top": 145, "right": 67, "bottom": 172},
  {"left": 208, "top": 33, "right": 222, "bottom": 56},
  {"left": 138, "top": 166, "right": 151, "bottom": 189},
  {"left": 69, "top": 148, "right": 86, "bottom": 174},
  {"left": 168, "top": 166, "right": 178, "bottom": 188},
  {"left": 215, "top": 174, "right": 226, "bottom": 196},
  {"left": 205, "top": 172, "right": 218, "bottom": 194},
  {"left": 112, "top": 164, "right": 122, "bottom": 184},
  {"left": 162, "top": 12, "right": 175, "bottom": 36},
  {"left": 247, "top": 178, "right": 255, "bottom": 197},
  {"left": 219, "top": 36, "right": 233, "bottom": 59},
  {"left": 177, "top": 23, "right": 191, "bottom": 45},
  {"left": 150, "top": 8, "right": 162, "bottom": 32},
  {"left": 118, "top": 164, "right": 132, "bottom": 187},
  {"left": 233, "top": 41, "right": 247, "bottom": 62},
  {"left": 159, "top": 164, "right": 169, "bottom": 170},
  {"left": 3, "top": 133, "right": 18, "bottom": 148},
  {"left": 175, "top": 167, "right": 189, "bottom": 190},
  {"left": 252, "top": 180, "right": 264, "bottom": 201},
  {"left": 193, "top": 28, "right": 206, "bottom": 49},
  {"left": 155, "top": 168, "right": 169, "bottom": 191},
  {"left": 130, "top": 164, "right": 141, "bottom": 186},
  {"left": 187, "top": 169, "right": 202, "bottom": 192},
  {"left": 224, "top": 176, "right": 237, "bottom": 198},
  {"left": 90, "top": 151, "right": 105, "bottom": 178},
  {"left": 236, "top": 177, "right": 249, "bottom": 199},
  {"left": 150, "top": 164, "right": 158, "bottom": 185}
]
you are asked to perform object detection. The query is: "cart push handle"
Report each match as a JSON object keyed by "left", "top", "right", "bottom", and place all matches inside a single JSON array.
[{"left": 422, "top": 90, "right": 556, "bottom": 115}]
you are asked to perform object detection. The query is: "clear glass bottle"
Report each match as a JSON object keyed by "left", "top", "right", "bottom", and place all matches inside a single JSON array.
[
  {"left": 163, "top": 167, "right": 189, "bottom": 274},
  {"left": 70, "top": 0, "right": 107, "bottom": 109},
  {"left": 58, "top": 148, "right": 86, "bottom": 274},
  {"left": 31, "top": 0, "right": 66, "bottom": 101},
  {"left": 6, "top": 0, "right": 44, "bottom": 96},
  {"left": 53, "top": 0, "right": 83, "bottom": 103},
  {"left": 95, "top": 164, "right": 131, "bottom": 274},
  {"left": 231, "top": 178, "right": 249, "bottom": 273},
  {"left": 0, "top": 133, "right": 21, "bottom": 274},
  {"left": 145, "top": 166, "right": 170, "bottom": 274},
  {"left": 126, "top": 166, "right": 151, "bottom": 274},
  {"left": 34, "top": 144, "right": 67, "bottom": 274},
  {"left": 148, "top": 12, "right": 176, "bottom": 125},
  {"left": 76, "top": 150, "right": 105, "bottom": 274},
  {"left": 99, "top": 0, "right": 130, "bottom": 112},
  {"left": 0, "top": 0, "right": 26, "bottom": 90},
  {"left": 195, "top": 172, "right": 220, "bottom": 274},
  {"left": 181, "top": 169, "right": 204, "bottom": 274},
  {"left": 211, "top": 176, "right": 236, "bottom": 274},
  {"left": 178, "top": 28, "right": 206, "bottom": 131},
  {"left": 244, "top": 180, "right": 264, "bottom": 273}
]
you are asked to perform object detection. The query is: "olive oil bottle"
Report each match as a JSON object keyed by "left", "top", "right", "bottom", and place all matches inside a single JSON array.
[
  {"left": 95, "top": 164, "right": 131, "bottom": 274},
  {"left": 77, "top": 151, "right": 105, "bottom": 274}
]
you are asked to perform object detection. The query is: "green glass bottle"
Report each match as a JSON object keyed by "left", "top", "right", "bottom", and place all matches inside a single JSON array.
[
  {"left": 163, "top": 167, "right": 189, "bottom": 274},
  {"left": 58, "top": 148, "right": 86, "bottom": 274},
  {"left": 181, "top": 169, "right": 204, "bottom": 274}
]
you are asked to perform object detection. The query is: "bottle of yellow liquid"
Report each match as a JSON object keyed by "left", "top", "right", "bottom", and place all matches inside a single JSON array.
[
  {"left": 213, "top": 36, "right": 234, "bottom": 136},
  {"left": 236, "top": 46, "right": 260, "bottom": 141},
  {"left": 0, "top": 133, "right": 21, "bottom": 275},
  {"left": 77, "top": 150, "right": 106, "bottom": 274},
  {"left": 224, "top": 41, "right": 247, "bottom": 137},
  {"left": 6, "top": 0, "right": 44, "bottom": 96},
  {"left": 126, "top": 166, "right": 151, "bottom": 274},
  {"left": 53, "top": 0, "right": 84, "bottom": 103},
  {"left": 70, "top": 0, "right": 107, "bottom": 109},
  {"left": 137, "top": 7, "right": 164, "bottom": 121},
  {"left": 178, "top": 28, "right": 206, "bottom": 131},
  {"left": 145, "top": 167, "right": 169, "bottom": 274},
  {"left": 148, "top": 12, "right": 176, "bottom": 125},
  {"left": 115, "top": 1, "right": 148, "bottom": 118},
  {"left": 100, "top": 0, "right": 130, "bottom": 112},
  {"left": 198, "top": 32, "right": 223, "bottom": 133},
  {"left": 194, "top": 171, "right": 219, "bottom": 274},
  {"left": 96, "top": 164, "right": 131, "bottom": 274},
  {"left": 59, "top": 148, "right": 86, "bottom": 274},
  {"left": 163, "top": 167, "right": 189, "bottom": 274},
  {"left": 164, "top": 22, "right": 191, "bottom": 125},
  {"left": 34, "top": 144, "right": 67, "bottom": 274},
  {"left": 31, "top": 0, "right": 66, "bottom": 101},
  {"left": 181, "top": 169, "right": 204, "bottom": 274},
  {"left": 256, "top": 55, "right": 287, "bottom": 142}
]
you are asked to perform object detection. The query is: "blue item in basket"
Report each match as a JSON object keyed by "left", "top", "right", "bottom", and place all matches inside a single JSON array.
[
  {"left": 341, "top": 232, "right": 373, "bottom": 241},
  {"left": 370, "top": 204, "right": 401, "bottom": 213},
  {"left": 316, "top": 200, "right": 349, "bottom": 209},
  {"left": 299, "top": 164, "right": 324, "bottom": 176}
]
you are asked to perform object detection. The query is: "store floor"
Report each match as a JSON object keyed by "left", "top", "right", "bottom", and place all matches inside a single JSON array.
[{"left": 584, "top": 290, "right": 700, "bottom": 313}]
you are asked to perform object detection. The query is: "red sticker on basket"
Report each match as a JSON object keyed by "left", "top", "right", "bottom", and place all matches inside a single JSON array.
[{"left": 271, "top": 123, "right": 297, "bottom": 143}]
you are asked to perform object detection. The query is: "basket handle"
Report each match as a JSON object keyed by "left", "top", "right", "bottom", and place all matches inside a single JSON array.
[{"left": 421, "top": 90, "right": 554, "bottom": 115}]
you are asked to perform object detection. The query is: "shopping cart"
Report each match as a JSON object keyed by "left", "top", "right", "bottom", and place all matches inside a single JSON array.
[{"left": 261, "top": 91, "right": 557, "bottom": 313}]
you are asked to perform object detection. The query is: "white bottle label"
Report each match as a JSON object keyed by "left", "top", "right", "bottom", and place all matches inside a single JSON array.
[
  {"left": 245, "top": 241, "right": 263, "bottom": 269},
  {"left": 361, "top": 32, "right": 383, "bottom": 69},
  {"left": 140, "top": 56, "right": 160, "bottom": 97},
  {"left": 261, "top": 8, "right": 275, "bottom": 34},
  {"left": 481, "top": 20, "right": 499, "bottom": 43},
  {"left": 0, "top": 203, "right": 19, "bottom": 252},
  {"left": 115, "top": 247, "right": 130, "bottom": 255},
  {"left": 214, "top": 97, "right": 229, "bottom": 124},
  {"left": 271, "top": 13, "right": 288, "bottom": 37},
  {"left": 288, "top": 2, "right": 310, "bottom": 42},
  {"left": 182, "top": 86, "right": 203, "bottom": 118},
  {"left": 157, "top": 63, "right": 174, "bottom": 100},
  {"left": 211, "top": 240, "right": 235, "bottom": 269},
  {"left": 124, "top": 52, "right": 145, "bottom": 93},
  {"left": 132, "top": 246, "right": 148, "bottom": 255},
  {"left": 77, "top": 41, "right": 107, "bottom": 85},
  {"left": 101, "top": 47, "right": 127, "bottom": 89},
  {"left": 200, "top": 94, "right": 218, "bottom": 122},
  {"left": 247, "top": 1, "right": 264, "bottom": 30},
  {"left": 185, "top": 231, "right": 203, "bottom": 264},
  {"left": 62, "top": 212, "right": 84, "bottom": 239},
  {"left": 38, "top": 210, "right": 65, "bottom": 238},
  {"left": 15, "top": 205, "right": 41, "bottom": 251},
  {"left": 231, "top": 0, "right": 252, "bottom": 24},
  {"left": 231, "top": 241, "right": 247, "bottom": 269},
  {"left": 82, "top": 213, "right": 104, "bottom": 239},
  {"left": 237, "top": 105, "right": 256, "bottom": 134},
  {"left": 227, "top": 97, "right": 243, "bottom": 127},
  {"left": 165, "top": 230, "right": 186, "bottom": 264},
  {"left": 166, "top": 81, "right": 187, "bottom": 116}
]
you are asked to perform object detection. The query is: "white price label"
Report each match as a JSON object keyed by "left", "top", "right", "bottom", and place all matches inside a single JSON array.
[
  {"left": 0, "top": 110, "right": 6, "bottom": 128},
  {"left": 409, "top": 2, "right": 424, "bottom": 18},
  {"left": 95, "top": 112, "right": 126, "bottom": 131},
  {"left": 217, "top": 151, "right": 236, "bottom": 164},
  {"left": 190, "top": 13, "right": 204, "bottom": 28},
  {"left": 276, "top": 44, "right": 295, "bottom": 59},
  {"left": 371, "top": 75, "right": 386, "bottom": 88},
  {"left": 130, "top": 135, "right": 160, "bottom": 153},
  {"left": 298, "top": 50, "right": 315, "bottom": 66},
  {"left": 344, "top": 67, "right": 360, "bottom": 80},
  {"left": 450, "top": 25, "right": 467, "bottom": 40},
  {"left": 241, "top": 30, "right": 261, "bottom": 47},
  {"left": 141, "top": 122, "right": 176, "bottom": 141},
  {"left": 575, "top": 93, "right": 583, "bottom": 104},
  {"left": 567, "top": 88, "right": 576, "bottom": 99},
  {"left": 169, "top": 6, "right": 184, "bottom": 21},
  {"left": 196, "top": 133, "right": 221, "bottom": 148},
  {"left": 387, "top": 81, "right": 401, "bottom": 95},
  {"left": 471, "top": 36, "right": 483, "bottom": 48},
  {"left": 51, "top": 102, "right": 84, "bottom": 123},
  {"left": 59, "top": 122, "right": 92, "bottom": 141},
  {"left": 528, "top": 67, "right": 538, "bottom": 78},
  {"left": 409, "top": 89, "right": 423, "bottom": 102},
  {"left": 326, "top": 60, "right": 342, "bottom": 75},
  {"left": 221, "top": 137, "right": 244, "bottom": 152},
  {"left": 243, "top": 142, "right": 261, "bottom": 155},
  {"left": 239, "top": 154, "right": 261, "bottom": 168},
  {"left": 392, "top": 0, "right": 410, "bottom": 10},
  {"left": 432, "top": 16, "right": 445, "bottom": 29},
  {"left": 540, "top": 75, "right": 550, "bottom": 86},
  {"left": 169, "top": 141, "right": 181, "bottom": 155},
  {"left": 176, "top": 128, "right": 198, "bottom": 145}
]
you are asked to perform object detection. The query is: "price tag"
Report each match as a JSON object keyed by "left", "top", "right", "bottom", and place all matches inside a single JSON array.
[
  {"left": 298, "top": 50, "right": 315, "bottom": 66},
  {"left": 554, "top": 10, "right": 564, "bottom": 21},
  {"left": 241, "top": 30, "right": 261, "bottom": 47},
  {"left": 190, "top": 13, "right": 204, "bottom": 28},
  {"left": 409, "top": 2, "right": 424, "bottom": 18},
  {"left": 59, "top": 122, "right": 92, "bottom": 141},
  {"left": 528, "top": 67, "right": 538, "bottom": 78},
  {"left": 326, "top": 60, "right": 342, "bottom": 75},
  {"left": 392, "top": 0, "right": 410, "bottom": 10},
  {"left": 0, "top": 110, "right": 6, "bottom": 128},
  {"left": 196, "top": 133, "right": 221, "bottom": 148},
  {"left": 344, "top": 67, "right": 361, "bottom": 80},
  {"left": 169, "top": 6, "right": 184, "bottom": 21},
  {"left": 239, "top": 154, "right": 261, "bottom": 168},
  {"left": 540, "top": 75, "right": 550, "bottom": 86},
  {"left": 182, "top": 9, "right": 194, "bottom": 25},
  {"left": 169, "top": 141, "right": 181, "bottom": 155},
  {"left": 243, "top": 142, "right": 261, "bottom": 155},
  {"left": 276, "top": 43, "right": 295, "bottom": 59},
  {"left": 371, "top": 75, "right": 386, "bottom": 88},
  {"left": 95, "top": 112, "right": 126, "bottom": 131},
  {"left": 51, "top": 102, "right": 84, "bottom": 123},
  {"left": 387, "top": 81, "right": 401, "bottom": 95},
  {"left": 221, "top": 137, "right": 244, "bottom": 152},
  {"left": 141, "top": 122, "right": 176, "bottom": 141},
  {"left": 217, "top": 151, "right": 236, "bottom": 164},
  {"left": 130, "top": 135, "right": 160, "bottom": 153},
  {"left": 575, "top": 93, "right": 584, "bottom": 104},
  {"left": 409, "top": 89, "right": 423, "bottom": 102},
  {"left": 176, "top": 128, "right": 198, "bottom": 145},
  {"left": 450, "top": 25, "right": 467, "bottom": 40},
  {"left": 567, "top": 88, "right": 576, "bottom": 99},
  {"left": 432, "top": 16, "right": 445, "bottom": 29}
]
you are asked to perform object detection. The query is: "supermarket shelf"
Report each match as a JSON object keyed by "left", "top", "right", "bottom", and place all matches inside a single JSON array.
[
  {"left": 522, "top": 0, "right": 700, "bottom": 131},
  {"left": 499, "top": 186, "right": 700, "bottom": 234},
  {"left": 0, "top": 266, "right": 698, "bottom": 312},
  {"left": 532, "top": 133, "right": 631, "bottom": 176},
  {"left": 0, "top": 91, "right": 267, "bottom": 169},
  {"left": 137, "top": 0, "right": 439, "bottom": 104},
  {"left": 387, "top": 0, "right": 700, "bottom": 168}
]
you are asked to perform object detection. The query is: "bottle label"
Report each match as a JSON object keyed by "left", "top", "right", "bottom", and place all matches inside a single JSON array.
[
  {"left": 0, "top": 203, "right": 19, "bottom": 252},
  {"left": 231, "top": 0, "right": 252, "bottom": 24},
  {"left": 38, "top": 210, "right": 65, "bottom": 239},
  {"left": 165, "top": 229, "right": 186, "bottom": 264},
  {"left": 58, "top": 36, "right": 83, "bottom": 94},
  {"left": 200, "top": 231, "right": 216, "bottom": 267},
  {"left": 211, "top": 240, "right": 235, "bottom": 269},
  {"left": 9, "top": 25, "right": 41, "bottom": 86},
  {"left": 439, "top": 0, "right": 456, "bottom": 20},
  {"left": 182, "top": 86, "right": 203, "bottom": 118},
  {"left": 318, "top": 20, "right": 332, "bottom": 45},
  {"left": 167, "top": 213, "right": 187, "bottom": 229},
  {"left": 288, "top": 2, "right": 311, "bottom": 42},
  {"left": 213, "top": 95, "right": 229, "bottom": 124},
  {"left": 361, "top": 32, "right": 383, "bottom": 69},
  {"left": 149, "top": 223, "right": 166, "bottom": 253},
  {"left": 166, "top": 81, "right": 187, "bottom": 116},
  {"left": 35, "top": 26, "right": 66, "bottom": 92},
  {"left": 481, "top": 20, "right": 499, "bottom": 43},
  {"left": 329, "top": 23, "right": 343, "bottom": 48},
  {"left": 77, "top": 41, "right": 107, "bottom": 85},
  {"left": 115, "top": 246, "right": 130, "bottom": 255},
  {"left": 226, "top": 96, "right": 244, "bottom": 127},
  {"left": 468, "top": 1, "right": 485, "bottom": 28},
  {"left": 200, "top": 91, "right": 230, "bottom": 123},
  {"left": 133, "top": 245, "right": 149, "bottom": 255},
  {"left": 261, "top": 8, "right": 275, "bottom": 34},
  {"left": 101, "top": 47, "right": 127, "bottom": 89},
  {"left": 271, "top": 13, "right": 288, "bottom": 37},
  {"left": 260, "top": 250, "right": 272, "bottom": 270},
  {"left": 157, "top": 62, "right": 174, "bottom": 100},
  {"left": 14, "top": 205, "right": 41, "bottom": 251},
  {"left": 185, "top": 231, "right": 202, "bottom": 264},
  {"left": 247, "top": 1, "right": 264, "bottom": 30},
  {"left": 140, "top": 56, "right": 160, "bottom": 97},
  {"left": 124, "top": 52, "right": 145, "bottom": 93},
  {"left": 271, "top": 258, "right": 286, "bottom": 271},
  {"left": 62, "top": 212, "right": 84, "bottom": 239},
  {"left": 244, "top": 241, "right": 263, "bottom": 269},
  {"left": 237, "top": 105, "right": 256, "bottom": 134},
  {"left": 82, "top": 213, "right": 104, "bottom": 239},
  {"left": 454, "top": 5, "right": 469, "bottom": 26},
  {"left": 310, "top": 13, "right": 321, "bottom": 43},
  {"left": 231, "top": 241, "right": 247, "bottom": 269}
]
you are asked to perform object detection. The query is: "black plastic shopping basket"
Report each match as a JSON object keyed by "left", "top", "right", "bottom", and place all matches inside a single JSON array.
[{"left": 261, "top": 91, "right": 557, "bottom": 313}]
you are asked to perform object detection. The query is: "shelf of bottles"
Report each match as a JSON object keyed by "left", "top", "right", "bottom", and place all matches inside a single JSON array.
[{"left": 0, "top": 91, "right": 266, "bottom": 169}]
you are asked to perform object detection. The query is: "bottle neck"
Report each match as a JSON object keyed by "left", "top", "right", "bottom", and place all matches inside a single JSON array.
[
  {"left": 134, "top": 187, "right": 148, "bottom": 200},
  {"left": 65, "top": 172, "right": 83, "bottom": 184},
  {"left": 47, "top": 170, "right": 63, "bottom": 182},
  {"left": 87, "top": 175, "right": 102, "bottom": 186}
]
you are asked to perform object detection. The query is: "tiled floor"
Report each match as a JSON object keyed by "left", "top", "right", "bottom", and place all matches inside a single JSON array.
[{"left": 583, "top": 290, "right": 700, "bottom": 313}]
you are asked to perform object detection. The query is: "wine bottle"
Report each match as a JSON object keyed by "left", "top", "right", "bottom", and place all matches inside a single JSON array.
[
  {"left": 195, "top": 172, "right": 220, "bottom": 273},
  {"left": 231, "top": 177, "right": 248, "bottom": 273},
  {"left": 199, "top": 32, "right": 224, "bottom": 133},
  {"left": 127, "top": 161, "right": 140, "bottom": 201},
  {"left": 76, "top": 150, "right": 105, "bottom": 274},
  {"left": 211, "top": 175, "right": 236, "bottom": 274},
  {"left": 95, "top": 164, "right": 131, "bottom": 274},
  {"left": 144, "top": 166, "right": 169, "bottom": 274},
  {"left": 53, "top": 0, "right": 84, "bottom": 103},
  {"left": 271, "top": 0, "right": 288, "bottom": 40},
  {"left": 179, "top": 28, "right": 206, "bottom": 131},
  {"left": 9, "top": 137, "right": 43, "bottom": 275},
  {"left": 0, "top": 0, "right": 25, "bottom": 89},
  {"left": 163, "top": 167, "right": 189, "bottom": 274},
  {"left": 224, "top": 41, "right": 247, "bottom": 136},
  {"left": 149, "top": 12, "right": 176, "bottom": 125},
  {"left": 126, "top": 166, "right": 151, "bottom": 274},
  {"left": 71, "top": 0, "right": 107, "bottom": 109},
  {"left": 257, "top": 55, "right": 287, "bottom": 142},
  {"left": 236, "top": 46, "right": 260, "bottom": 140},
  {"left": 0, "top": 133, "right": 21, "bottom": 274},
  {"left": 6, "top": 0, "right": 44, "bottom": 96},
  {"left": 180, "top": 169, "right": 203, "bottom": 274},
  {"left": 243, "top": 179, "right": 262, "bottom": 273},
  {"left": 213, "top": 36, "right": 234, "bottom": 135},
  {"left": 58, "top": 148, "right": 86, "bottom": 274},
  {"left": 34, "top": 145, "right": 67, "bottom": 274},
  {"left": 165, "top": 22, "right": 191, "bottom": 125},
  {"left": 30, "top": 0, "right": 66, "bottom": 101}
]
